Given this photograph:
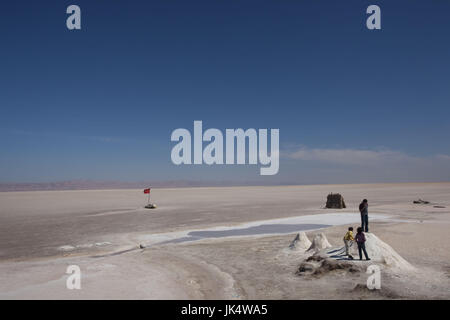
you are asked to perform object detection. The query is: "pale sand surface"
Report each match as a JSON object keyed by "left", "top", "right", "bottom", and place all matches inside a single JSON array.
[{"left": 0, "top": 183, "right": 449, "bottom": 299}]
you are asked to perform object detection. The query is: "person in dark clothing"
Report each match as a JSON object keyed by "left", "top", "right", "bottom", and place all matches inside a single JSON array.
[
  {"left": 359, "top": 199, "right": 369, "bottom": 232},
  {"left": 355, "top": 227, "right": 370, "bottom": 260}
]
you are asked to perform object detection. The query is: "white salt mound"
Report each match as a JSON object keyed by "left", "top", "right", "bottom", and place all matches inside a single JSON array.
[
  {"left": 307, "top": 233, "right": 332, "bottom": 252},
  {"left": 58, "top": 245, "right": 75, "bottom": 252},
  {"left": 349, "top": 233, "right": 415, "bottom": 272},
  {"left": 289, "top": 232, "right": 312, "bottom": 251}
]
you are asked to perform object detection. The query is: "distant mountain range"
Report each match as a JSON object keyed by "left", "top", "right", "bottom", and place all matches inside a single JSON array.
[{"left": 0, "top": 179, "right": 290, "bottom": 192}]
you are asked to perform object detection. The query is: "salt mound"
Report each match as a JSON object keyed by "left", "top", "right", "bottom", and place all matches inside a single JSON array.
[
  {"left": 289, "top": 232, "right": 312, "bottom": 251},
  {"left": 349, "top": 233, "right": 415, "bottom": 272},
  {"left": 307, "top": 233, "right": 332, "bottom": 252}
]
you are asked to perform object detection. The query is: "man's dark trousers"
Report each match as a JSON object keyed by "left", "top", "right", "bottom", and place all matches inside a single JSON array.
[{"left": 361, "top": 214, "right": 369, "bottom": 232}]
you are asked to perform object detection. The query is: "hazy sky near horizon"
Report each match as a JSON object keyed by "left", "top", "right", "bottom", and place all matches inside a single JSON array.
[{"left": 1, "top": 0, "right": 449, "bottom": 184}]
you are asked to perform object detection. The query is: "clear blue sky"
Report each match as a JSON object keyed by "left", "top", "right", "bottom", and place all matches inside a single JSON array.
[{"left": 1, "top": 0, "right": 449, "bottom": 184}]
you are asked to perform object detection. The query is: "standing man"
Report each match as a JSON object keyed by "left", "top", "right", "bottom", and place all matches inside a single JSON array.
[{"left": 359, "top": 199, "right": 369, "bottom": 232}]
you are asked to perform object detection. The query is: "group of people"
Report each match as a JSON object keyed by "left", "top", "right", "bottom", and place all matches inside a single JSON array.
[{"left": 342, "top": 199, "right": 371, "bottom": 260}]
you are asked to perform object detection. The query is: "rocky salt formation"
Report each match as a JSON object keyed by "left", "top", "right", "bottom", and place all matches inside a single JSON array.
[{"left": 297, "top": 254, "right": 362, "bottom": 277}]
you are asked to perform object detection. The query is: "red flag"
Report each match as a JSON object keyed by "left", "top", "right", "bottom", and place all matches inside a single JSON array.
[{"left": 143, "top": 188, "right": 150, "bottom": 194}]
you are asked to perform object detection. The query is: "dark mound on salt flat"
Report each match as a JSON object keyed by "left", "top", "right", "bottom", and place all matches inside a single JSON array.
[{"left": 325, "top": 193, "right": 346, "bottom": 209}]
